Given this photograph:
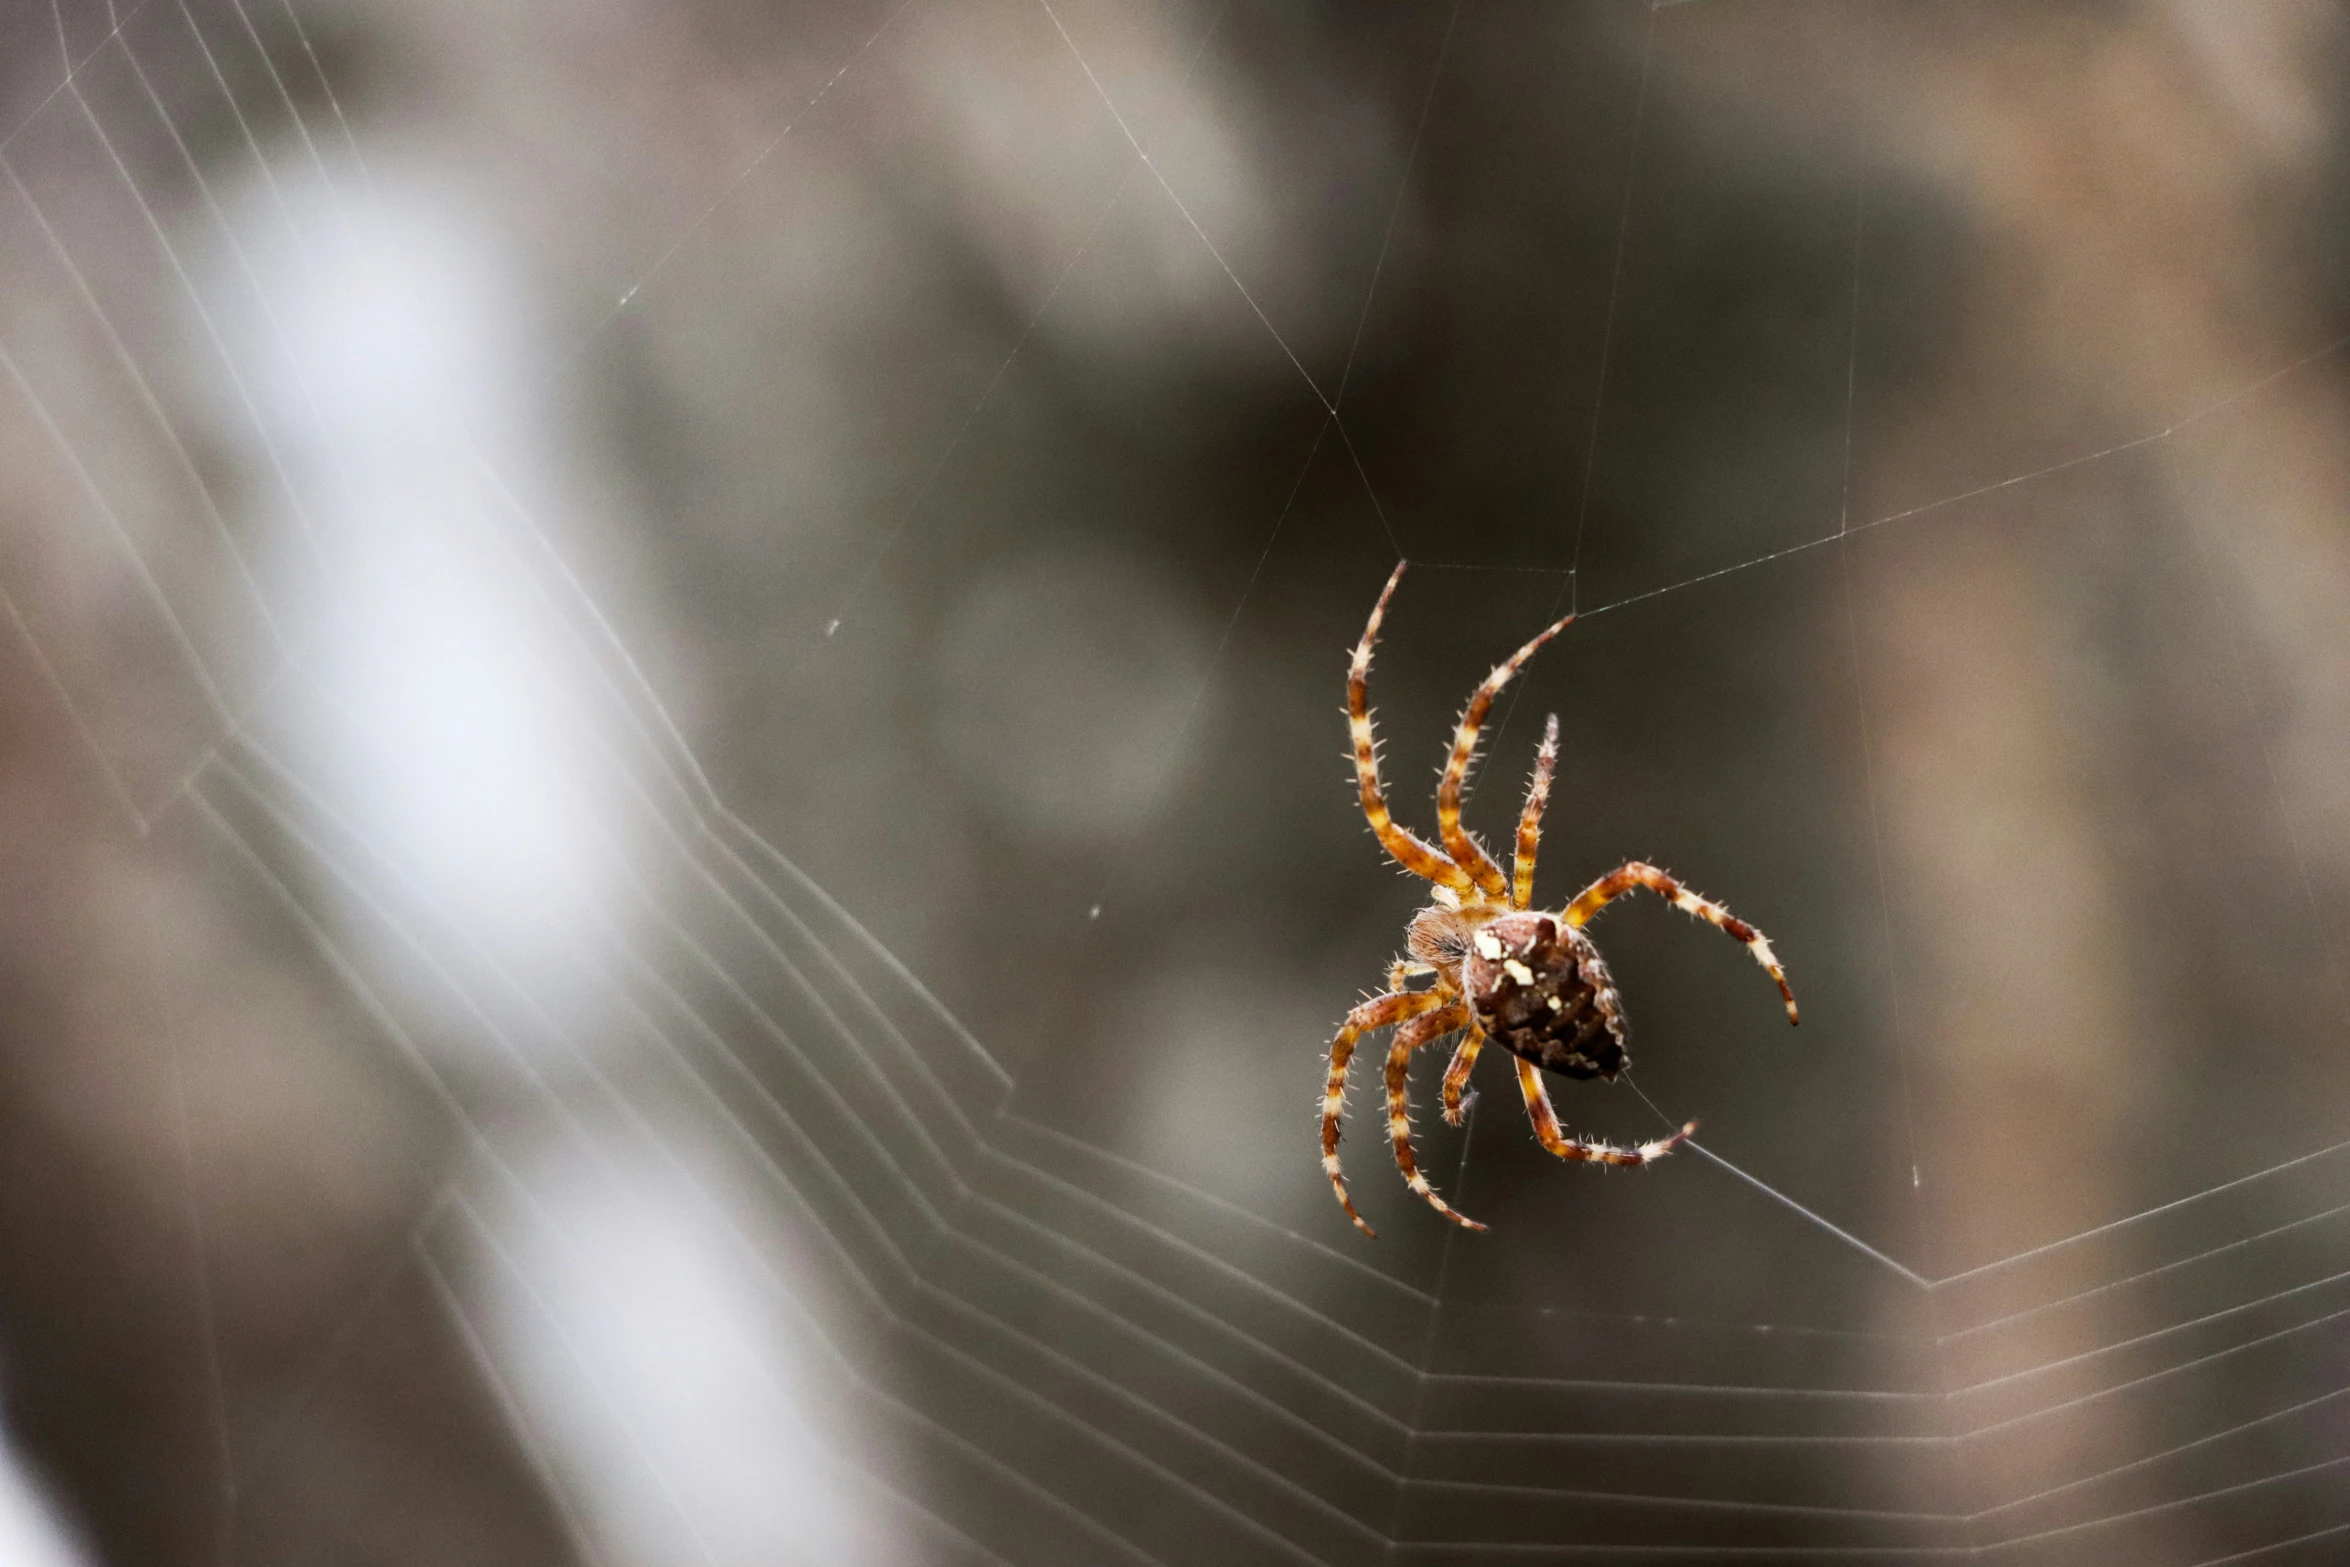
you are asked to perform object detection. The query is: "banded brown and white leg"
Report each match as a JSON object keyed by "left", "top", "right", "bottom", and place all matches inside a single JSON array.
[
  {"left": 1440, "top": 1024, "right": 1485, "bottom": 1127},
  {"left": 1322, "top": 989, "right": 1448, "bottom": 1237},
  {"left": 1388, "top": 958, "right": 1435, "bottom": 993},
  {"left": 1563, "top": 861, "right": 1799, "bottom": 1024},
  {"left": 1436, "top": 608, "right": 1575, "bottom": 900},
  {"left": 1350, "top": 564, "right": 1475, "bottom": 892},
  {"left": 1384, "top": 1002, "right": 1484, "bottom": 1231},
  {"left": 1516, "top": 1057, "right": 1695, "bottom": 1166},
  {"left": 1511, "top": 713, "right": 1560, "bottom": 910}
]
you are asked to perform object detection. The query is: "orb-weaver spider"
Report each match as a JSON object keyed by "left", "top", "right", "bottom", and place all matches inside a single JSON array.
[{"left": 1319, "top": 564, "right": 1798, "bottom": 1236}]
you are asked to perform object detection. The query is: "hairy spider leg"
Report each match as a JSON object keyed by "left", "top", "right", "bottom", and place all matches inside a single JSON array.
[
  {"left": 1564, "top": 861, "right": 1800, "bottom": 1025},
  {"left": 1388, "top": 957, "right": 1435, "bottom": 992},
  {"left": 1322, "top": 988, "right": 1450, "bottom": 1237},
  {"left": 1350, "top": 564, "right": 1475, "bottom": 893},
  {"left": 1440, "top": 1024, "right": 1485, "bottom": 1126},
  {"left": 1517, "top": 1056, "right": 1696, "bottom": 1166},
  {"left": 1436, "top": 609, "right": 1575, "bottom": 900},
  {"left": 1386, "top": 1001, "right": 1485, "bottom": 1231},
  {"left": 1511, "top": 712, "right": 1561, "bottom": 911}
]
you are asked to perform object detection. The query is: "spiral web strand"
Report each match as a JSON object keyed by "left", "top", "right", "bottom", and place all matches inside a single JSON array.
[{"left": 5, "top": 1, "right": 2350, "bottom": 1564}]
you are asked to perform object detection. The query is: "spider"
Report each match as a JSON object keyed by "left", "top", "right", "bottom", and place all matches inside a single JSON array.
[{"left": 1319, "top": 563, "right": 1799, "bottom": 1236}]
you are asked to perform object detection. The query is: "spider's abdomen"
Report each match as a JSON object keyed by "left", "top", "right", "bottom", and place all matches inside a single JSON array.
[{"left": 1464, "top": 911, "right": 1628, "bottom": 1081}]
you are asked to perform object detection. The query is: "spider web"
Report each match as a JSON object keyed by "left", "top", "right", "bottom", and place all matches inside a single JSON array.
[{"left": 4, "top": 1, "right": 2350, "bottom": 1565}]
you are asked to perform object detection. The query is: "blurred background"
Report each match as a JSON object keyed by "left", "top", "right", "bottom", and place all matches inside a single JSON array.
[{"left": 0, "top": 0, "right": 2348, "bottom": 1562}]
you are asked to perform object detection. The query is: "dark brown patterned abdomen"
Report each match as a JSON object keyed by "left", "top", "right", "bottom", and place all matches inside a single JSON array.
[{"left": 1463, "top": 911, "right": 1628, "bottom": 1081}]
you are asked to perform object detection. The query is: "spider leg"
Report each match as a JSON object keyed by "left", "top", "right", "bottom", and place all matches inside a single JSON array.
[
  {"left": 1322, "top": 989, "right": 1448, "bottom": 1237},
  {"left": 1516, "top": 1056, "right": 1695, "bottom": 1166},
  {"left": 1388, "top": 958, "right": 1435, "bottom": 993},
  {"left": 1511, "top": 713, "right": 1560, "bottom": 910},
  {"left": 1437, "top": 609, "right": 1575, "bottom": 901},
  {"left": 1385, "top": 1001, "right": 1485, "bottom": 1231},
  {"left": 1562, "top": 861, "right": 1799, "bottom": 1024},
  {"left": 1351, "top": 564, "right": 1475, "bottom": 892},
  {"left": 1440, "top": 1023, "right": 1485, "bottom": 1127}
]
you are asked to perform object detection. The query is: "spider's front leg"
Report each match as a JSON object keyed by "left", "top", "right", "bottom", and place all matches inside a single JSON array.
[
  {"left": 1437, "top": 614, "right": 1573, "bottom": 900},
  {"left": 1321, "top": 989, "right": 1448, "bottom": 1237},
  {"left": 1564, "top": 861, "right": 1799, "bottom": 1024},
  {"left": 1511, "top": 713, "right": 1559, "bottom": 911},
  {"left": 1515, "top": 1057, "right": 1695, "bottom": 1166},
  {"left": 1350, "top": 565, "right": 1476, "bottom": 893},
  {"left": 1388, "top": 958, "right": 1436, "bottom": 994}
]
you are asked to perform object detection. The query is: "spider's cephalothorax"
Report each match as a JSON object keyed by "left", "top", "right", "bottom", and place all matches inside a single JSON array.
[
  {"left": 1318, "top": 563, "right": 1800, "bottom": 1237},
  {"left": 1464, "top": 911, "right": 1626, "bottom": 1082}
]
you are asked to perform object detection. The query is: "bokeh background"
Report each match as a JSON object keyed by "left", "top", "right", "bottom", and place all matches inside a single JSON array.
[{"left": 2, "top": 0, "right": 2349, "bottom": 1562}]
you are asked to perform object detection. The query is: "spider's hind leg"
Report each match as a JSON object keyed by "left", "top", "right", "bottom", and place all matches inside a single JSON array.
[
  {"left": 1322, "top": 989, "right": 1447, "bottom": 1237},
  {"left": 1385, "top": 1002, "right": 1484, "bottom": 1230},
  {"left": 1515, "top": 1057, "right": 1694, "bottom": 1166},
  {"left": 1440, "top": 1026, "right": 1484, "bottom": 1127}
]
